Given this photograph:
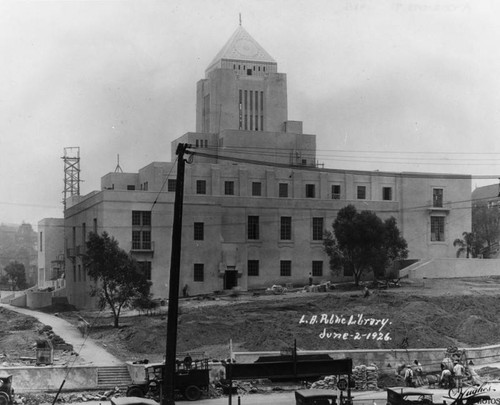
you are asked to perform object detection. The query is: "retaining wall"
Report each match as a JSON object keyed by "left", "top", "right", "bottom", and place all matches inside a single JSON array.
[
  {"left": 0, "top": 366, "right": 98, "bottom": 392},
  {"left": 233, "top": 344, "right": 500, "bottom": 373},
  {"left": 402, "top": 258, "right": 500, "bottom": 279}
]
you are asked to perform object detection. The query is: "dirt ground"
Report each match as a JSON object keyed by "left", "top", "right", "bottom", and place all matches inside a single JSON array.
[
  {"left": 4, "top": 277, "right": 500, "bottom": 366},
  {"left": 52, "top": 277, "right": 500, "bottom": 362}
]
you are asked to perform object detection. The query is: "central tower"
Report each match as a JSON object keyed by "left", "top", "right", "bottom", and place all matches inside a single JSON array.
[{"left": 196, "top": 25, "right": 288, "bottom": 134}]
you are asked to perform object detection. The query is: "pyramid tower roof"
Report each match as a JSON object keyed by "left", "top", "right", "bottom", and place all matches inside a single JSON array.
[{"left": 206, "top": 25, "right": 276, "bottom": 73}]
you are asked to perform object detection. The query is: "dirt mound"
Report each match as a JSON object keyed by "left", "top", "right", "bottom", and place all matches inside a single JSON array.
[{"left": 4, "top": 280, "right": 500, "bottom": 363}]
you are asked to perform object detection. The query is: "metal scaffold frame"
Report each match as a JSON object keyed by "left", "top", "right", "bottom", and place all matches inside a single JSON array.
[{"left": 62, "top": 147, "right": 81, "bottom": 210}]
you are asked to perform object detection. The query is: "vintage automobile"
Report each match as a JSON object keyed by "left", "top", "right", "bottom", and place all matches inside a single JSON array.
[
  {"left": 295, "top": 389, "right": 338, "bottom": 405},
  {"left": 126, "top": 358, "right": 210, "bottom": 401},
  {"left": 387, "top": 388, "right": 441, "bottom": 405},
  {"left": 0, "top": 373, "right": 14, "bottom": 405}
]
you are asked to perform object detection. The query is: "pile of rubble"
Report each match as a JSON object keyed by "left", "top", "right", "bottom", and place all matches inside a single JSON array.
[
  {"left": 311, "top": 375, "right": 339, "bottom": 389},
  {"left": 311, "top": 363, "right": 380, "bottom": 391},
  {"left": 14, "top": 387, "right": 124, "bottom": 404}
]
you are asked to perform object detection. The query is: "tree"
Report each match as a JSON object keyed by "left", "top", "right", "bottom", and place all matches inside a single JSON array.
[
  {"left": 453, "top": 231, "right": 481, "bottom": 258},
  {"left": 83, "top": 232, "right": 151, "bottom": 327},
  {"left": 323, "top": 205, "right": 408, "bottom": 286},
  {"left": 472, "top": 202, "right": 500, "bottom": 258},
  {"left": 4, "top": 261, "right": 27, "bottom": 290}
]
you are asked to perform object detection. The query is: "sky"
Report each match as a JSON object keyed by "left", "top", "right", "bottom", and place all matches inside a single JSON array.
[{"left": 1, "top": 0, "right": 500, "bottom": 227}]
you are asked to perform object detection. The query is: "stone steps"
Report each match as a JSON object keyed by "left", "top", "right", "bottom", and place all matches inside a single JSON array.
[{"left": 97, "top": 365, "right": 132, "bottom": 389}]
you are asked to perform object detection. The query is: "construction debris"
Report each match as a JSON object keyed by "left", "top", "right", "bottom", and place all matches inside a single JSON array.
[{"left": 311, "top": 364, "right": 379, "bottom": 391}]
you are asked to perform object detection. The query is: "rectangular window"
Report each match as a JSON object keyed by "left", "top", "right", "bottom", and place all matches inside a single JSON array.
[
  {"left": 138, "top": 261, "right": 152, "bottom": 280},
  {"left": 248, "top": 216, "right": 259, "bottom": 240},
  {"left": 144, "top": 181, "right": 148, "bottom": 191},
  {"left": 142, "top": 231, "right": 151, "bottom": 249},
  {"left": 40, "top": 232, "right": 43, "bottom": 252},
  {"left": 383, "top": 187, "right": 393, "bottom": 201},
  {"left": 280, "top": 260, "right": 292, "bottom": 277},
  {"left": 312, "top": 217, "right": 324, "bottom": 241},
  {"left": 132, "top": 230, "right": 141, "bottom": 249},
  {"left": 357, "top": 186, "right": 366, "bottom": 200},
  {"left": 194, "top": 263, "right": 204, "bottom": 282},
  {"left": 279, "top": 183, "right": 289, "bottom": 198},
  {"left": 194, "top": 222, "right": 204, "bottom": 240},
  {"left": 248, "top": 260, "right": 259, "bottom": 276},
  {"left": 82, "top": 223, "right": 86, "bottom": 243},
  {"left": 280, "top": 217, "right": 292, "bottom": 240},
  {"left": 225, "top": 181, "right": 235, "bottom": 195},
  {"left": 127, "top": 185, "right": 136, "bottom": 190},
  {"left": 306, "top": 184, "right": 315, "bottom": 198},
  {"left": 196, "top": 180, "right": 207, "bottom": 195},
  {"left": 239, "top": 89, "right": 243, "bottom": 129},
  {"left": 132, "top": 211, "right": 141, "bottom": 226},
  {"left": 167, "top": 179, "right": 176, "bottom": 192},
  {"left": 312, "top": 261, "right": 323, "bottom": 277},
  {"left": 93, "top": 218, "right": 97, "bottom": 233},
  {"left": 433, "top": 188, "right": 444, "bottom": 208},
  {"left": 332, "top": 185, "right": 341, "bottom": 200},
  {"left": 431, "top": 216, "right": 445, "bottom": 241},
  {"left": 132, "top": 211, "right": 151, "bottom": 226},
  {"left": 252, "top": 182, "right": 262, "bottom": 196}
]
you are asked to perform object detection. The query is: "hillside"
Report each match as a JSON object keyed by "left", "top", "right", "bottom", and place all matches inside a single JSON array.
[
  {"left": 65, "top": 277, "right": 500, "bottom": 362},
  {"left": 3, "top": 277, "right": 500, "bottom": 365}
]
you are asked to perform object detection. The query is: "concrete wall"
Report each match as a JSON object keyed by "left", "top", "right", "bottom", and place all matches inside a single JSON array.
[
  {"left": 9, "top": 294, "right": 26, "bottom": 308},
  {"left": 37, "top": 218, "right": 65, "bottom": 288},
  {"left": 400, "top": 175, "right": 472, "bottom": 259},
  {"left": 197, "top": 69, "right": 288, "bottom": 133},
  {"left": 0, "top": 366, "right": 97, "bottom": 392},
  {"left": 402, "top": 258, "right": 500, "bottom": 279},
  {"left": 233, "top": 344, "right": 500, "bottom": 373},
  {"left": 26, "top": 290, "right": 53, "bottom": 309}
]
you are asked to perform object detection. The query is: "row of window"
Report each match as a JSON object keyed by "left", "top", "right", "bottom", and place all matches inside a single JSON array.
[
  {"left": 239, "top": 89, "right": 264, "bottom": 131},
  {"left": 194, "top": 215, "right": 447, "bottom": 243},
  {"left": 233, "top": 63, "right": 267, "bottom": 74},
  {"left": 193, "top": 260, "right": 324, "bottom": 282},
  {"left": 166, "top": 179, "right": 396, "bottom": 201},
  {"left": 193, "top": 217, "right": 324, "bottom": 241}
]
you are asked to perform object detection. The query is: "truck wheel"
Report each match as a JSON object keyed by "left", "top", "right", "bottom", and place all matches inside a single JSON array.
[
  {"left": 184, "top": 385, "right": 201, "bottom": 401},
  {"left": 0, "top": 392, "right": 9, "bottom": 405},
  {"left": 126, "top": 386, "right": 145, "bottom": 398}
]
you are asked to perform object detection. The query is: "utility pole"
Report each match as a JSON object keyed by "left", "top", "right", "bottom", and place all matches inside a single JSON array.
[{"left": 162, "top": 143, "right": 190, "bottom": 405}]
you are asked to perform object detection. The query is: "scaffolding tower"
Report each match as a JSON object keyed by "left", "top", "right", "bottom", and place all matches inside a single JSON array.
[{"left": 62, "top": 147, "right": 81, "bottom": 210}]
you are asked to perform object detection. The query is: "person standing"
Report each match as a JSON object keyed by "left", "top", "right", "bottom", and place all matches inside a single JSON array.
[
  {"left": 414, "top": 359, "right": 424, "bottom": 387},
  {"left": 309, "top": 272, "right": 313, "bottom": 286},
  {"left": 453, "top": 361, "right": 465, "bottom": 389},
  {"left": 404, "top": 365, "right": 414, "bottom": 387}
]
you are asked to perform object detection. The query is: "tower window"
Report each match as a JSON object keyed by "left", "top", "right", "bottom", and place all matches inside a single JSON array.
[{"left": 247, "top": 69, "right": 252, "bottom": 75}]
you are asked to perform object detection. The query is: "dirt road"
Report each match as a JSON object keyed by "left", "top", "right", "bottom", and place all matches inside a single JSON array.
[{"left": 0, "top": 303, "right": 123, "bottom": 366}]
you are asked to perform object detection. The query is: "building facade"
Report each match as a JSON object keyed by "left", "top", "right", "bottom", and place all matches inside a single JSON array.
[
  {"left": 62, "top": 25, "right": 471, "bottom": 309},
  {"left": 37, "top": 218, "right": 65, "bottom": 289}
]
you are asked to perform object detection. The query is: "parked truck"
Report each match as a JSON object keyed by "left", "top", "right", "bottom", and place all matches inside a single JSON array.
[{"left": 126, "top": 358, "right": 210, "bottom": 401}]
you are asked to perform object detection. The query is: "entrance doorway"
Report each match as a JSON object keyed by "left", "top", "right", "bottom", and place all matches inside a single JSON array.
[{"left": 224, "top": 270, "right": 238, "bottom": 290}]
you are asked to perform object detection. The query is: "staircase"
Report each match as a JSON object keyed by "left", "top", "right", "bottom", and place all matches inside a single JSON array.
[{"left": 97, "top": 365, "right": 132, "bottom": 389}]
